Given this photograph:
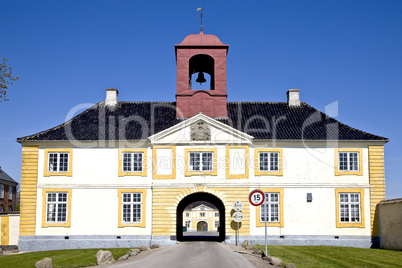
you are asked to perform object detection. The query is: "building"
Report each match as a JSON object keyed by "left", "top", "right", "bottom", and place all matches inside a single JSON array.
[
  {"left": 17, "top": 32, "right": 388, "bottom": 251},
  {"left": 0, "top": 166, "right": 18, "bottom": 212},
  {"left": 183, "top": 204, "right": 220, "bottom": 232}
]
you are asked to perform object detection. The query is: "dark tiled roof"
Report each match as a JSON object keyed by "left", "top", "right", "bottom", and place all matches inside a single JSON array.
[
  {"left": 0, "top": 167, "right": 18, "bottom": 185},
  {"left": 17, "top": 102, "right": 388, "bottom": 142}
]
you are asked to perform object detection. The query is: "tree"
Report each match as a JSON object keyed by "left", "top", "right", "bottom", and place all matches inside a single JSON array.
[{"left": 0, "top": 57, "right": 19, "bottom": 102}]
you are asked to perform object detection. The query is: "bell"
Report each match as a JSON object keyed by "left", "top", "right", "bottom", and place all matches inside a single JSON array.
[{"left": 196, "top": 72, "right": 206, "bottom": 84}]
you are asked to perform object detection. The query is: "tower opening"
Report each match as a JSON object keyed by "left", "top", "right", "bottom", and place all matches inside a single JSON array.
[{"left": 189, "top": 54, "right": 215, "bottom": 90}]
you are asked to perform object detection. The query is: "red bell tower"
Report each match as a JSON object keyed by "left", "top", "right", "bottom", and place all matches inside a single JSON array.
[{"left": 175, "top": 32, "right": 229, "bottom": 118}]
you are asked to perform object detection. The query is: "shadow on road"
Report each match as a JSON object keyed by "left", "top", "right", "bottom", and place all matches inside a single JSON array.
[{"left": 182, "top": 230, "right": 219, "bottom": 241}]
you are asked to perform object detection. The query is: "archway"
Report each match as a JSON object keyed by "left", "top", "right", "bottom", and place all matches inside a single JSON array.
[
  {"left": 177, "top": 192, "right": 225, "bottom": 242},
  {"left": 197, "top": 221, "right": 208, "bottom": 231}
]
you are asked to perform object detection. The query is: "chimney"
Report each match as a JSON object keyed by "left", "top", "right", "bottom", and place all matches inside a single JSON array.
[
  {"left": 287, "top": 89, "right": 300, "bottom": 107},
  {"left": 105, "top": 88, "right": 118, "bottom": 106}
]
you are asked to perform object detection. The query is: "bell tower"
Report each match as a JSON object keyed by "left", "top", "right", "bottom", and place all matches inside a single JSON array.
[{"left": 175, "top": 32, "right": 229, "bottom": 118}]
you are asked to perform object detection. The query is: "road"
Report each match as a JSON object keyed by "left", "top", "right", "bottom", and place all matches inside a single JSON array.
[{"left": 105, "top": 241, "right": 257, "bottom": 268}]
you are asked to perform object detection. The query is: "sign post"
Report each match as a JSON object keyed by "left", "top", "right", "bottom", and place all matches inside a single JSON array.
[
  {"left": 249, "top": 189, "right": 267, "bottom": 256},
  {"left": 232, "top": 201, "right": 244, "bottom": 246}
]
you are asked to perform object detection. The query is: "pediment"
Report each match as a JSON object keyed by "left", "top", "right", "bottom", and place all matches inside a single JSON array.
[
  {"left": 148, "top": 113, "right": 253, "bottom": 145},
  {"left": 192, "top": 204, "right": 214, "bottom": 211}
]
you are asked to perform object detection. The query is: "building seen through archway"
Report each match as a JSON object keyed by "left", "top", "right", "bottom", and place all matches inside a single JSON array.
[{"left": 183, "top": 202, "right": 219, "bottom": 235}]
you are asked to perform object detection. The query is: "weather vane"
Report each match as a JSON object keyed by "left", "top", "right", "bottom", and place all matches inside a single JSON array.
[{"left": 197, "top": 6, "right": 203, "bottom": 33}]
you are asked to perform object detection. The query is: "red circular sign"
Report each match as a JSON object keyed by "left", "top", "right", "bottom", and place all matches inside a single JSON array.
[{"left": 249, "top": 189, "right": 265, "bottom": 206}]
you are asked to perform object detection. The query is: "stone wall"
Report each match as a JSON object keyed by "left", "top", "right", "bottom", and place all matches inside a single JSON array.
[{"left": 378, "top": 198, "right": 402, "bottom": 250}]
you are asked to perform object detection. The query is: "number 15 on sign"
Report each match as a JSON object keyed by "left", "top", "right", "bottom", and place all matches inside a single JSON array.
[{"left": 249, "top": 189, "right": 265, "bottom": 206}]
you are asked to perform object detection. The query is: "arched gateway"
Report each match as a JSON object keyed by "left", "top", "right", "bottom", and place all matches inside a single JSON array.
[{"left": 177, "top": 192, "right": 225, "bottom": 242}]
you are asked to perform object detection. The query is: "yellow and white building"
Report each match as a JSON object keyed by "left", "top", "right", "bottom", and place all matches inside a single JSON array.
[
  {"left": 183, "top": 204, "right": 220, "bottom": 232},
  {"left": 17, "top": 32, "right": 388, "bottom": 251}
]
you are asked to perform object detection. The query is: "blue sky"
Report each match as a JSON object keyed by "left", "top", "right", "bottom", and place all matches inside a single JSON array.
[{"left": 1, "top": 1, "right": 401, "bottom": 199}]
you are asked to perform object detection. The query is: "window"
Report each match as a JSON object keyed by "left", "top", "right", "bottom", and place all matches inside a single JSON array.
[
  {"left": 122, "top": 152, "right": 143, "bottom": 172},
  {"left": 118, "top": 149, "right": 147, "bottom": 177},
  {"left": 259, "top": 152, "right": 279, "bottom": 171},
  {"left": 186, "top": 221, "right": 191, "bottom": 228},
  {"left": 44, "top": 149, "right": 73, "bottom": 176},
  {"left": 339, "top": 152, "right": 359, "bottom": 171},
  {"left": 185, "top": 148, "right": 217, "bottom": 176},
  {"left": 48, "top": 153, "right": 69, "bottom": 172},
  {"left": 189, "top": 152, "right": 213, "bottom": 171},
  {"left": 8, "top": 187, "right": 13, "bottom": 200},
  {"left": 256, "top": 188, "right": 284, "bottom": 227},
  {"left": 200, "top": 212, "right": 205, "bottom": 217},
  {"left": 122, "top": 192, "right": 142, "bottom": 224},
  {"left": 42, "top": 189, "right": 72, "bottom": 227},
  {"left": 117, "top": 189, "right": 146, "bottom": 227},
  {"left": 215, "top": 212, "right": 219, "bottom": 217},
  {"left": 215, "top": 221, "right": 220, "bottom": 227},
  {"left": 186, "top": 212, "right": 190, "bottom": 217},
  {"left": 46, "top": 192, "right": 67, "bottom": 223},
  {"left": 0, "top": 185, "right": 4, "bottom": 199},
  {"left": 335, "top": 189, "right": 365, "bottom": 228},
  {"left": 254, "top": 149, "right": 283, "bottom": 176},
  {"left": 335, "top": 149, "right": 363, "bottom": 176},
  {"left": 260, "top": 193, "right": 280, "bottom": 222},
  {"left": 7, "top": 205, "right": 12, "bottom": 212},
  {"left": 339, "top": 193, "right": 361, "bottom": 222}
]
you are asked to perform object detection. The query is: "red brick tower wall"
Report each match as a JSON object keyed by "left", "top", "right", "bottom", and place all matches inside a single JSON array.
[{"left": 175, "top": 33, "right": 229, "bottom": 118}]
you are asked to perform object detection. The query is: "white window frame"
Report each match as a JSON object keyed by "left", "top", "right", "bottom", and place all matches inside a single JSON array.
[
  {"left": 260, "top": 193, "right": 280, "bottom": 222},
  {"left": 122, "top": 192, "right": 142, "bottom": 224},
  {"left": 48, "top": 152, "right": 69, "bottom": 173},
  {"left": 199, "top": 212, "right": 206, "bottom": 218},
  {"left": 338, "top": 152, "right": 359, "bottom": 171},
  {"left": 0, "top": 185, "right": 4, "bottom": 199},
  {"left": 258, "top": 152, "right": 279, "bottom": 172},
  {"left": 189, "top": 152, "right": 213, "bottom": 172},
  {"left": 122, "top": 152, "right": 143, "bottom": 172},
  {"left": 8, "top": 187, "right": 12, "bottom": 200},
  {"left": 46, "top": 192, "right": 68, "bottom": 223},
  {"left": 185, "top": 212, "right": 190, "bottom": 217},
  {"left": 339, "top": 193, "right": 361, "bottom": 223}
]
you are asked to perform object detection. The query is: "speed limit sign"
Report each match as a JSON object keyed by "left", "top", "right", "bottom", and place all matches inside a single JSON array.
[{"left": 249, "top": 189, "right": 265, "bottom": 206}]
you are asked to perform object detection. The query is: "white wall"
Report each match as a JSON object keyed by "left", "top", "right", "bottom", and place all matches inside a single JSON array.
[{"left": 33, "top": 124, "right": 373, "bottom": 237}]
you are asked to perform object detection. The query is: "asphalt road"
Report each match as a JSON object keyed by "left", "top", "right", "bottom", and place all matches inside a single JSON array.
[{"left": 105, "top": 241, "right": 256, "bottom": 268}]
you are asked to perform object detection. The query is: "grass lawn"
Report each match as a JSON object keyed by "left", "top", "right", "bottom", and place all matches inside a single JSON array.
[
  {"left": 254, "top": 245, "right": 402, "bottom": 268},
  {"left": 0, "top": 248, "right": 131, "bottom": 268}
]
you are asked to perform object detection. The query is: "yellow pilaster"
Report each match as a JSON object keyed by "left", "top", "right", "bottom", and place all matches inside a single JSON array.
[
  {"left": 19, "top": 146, "right": 39, "bottom": 236},
  {"left": 368, "top": 145, "right": 386, "bottom": 236},
  {"left": 1, "top": 216, "right": 9, "bottom": 245}
]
